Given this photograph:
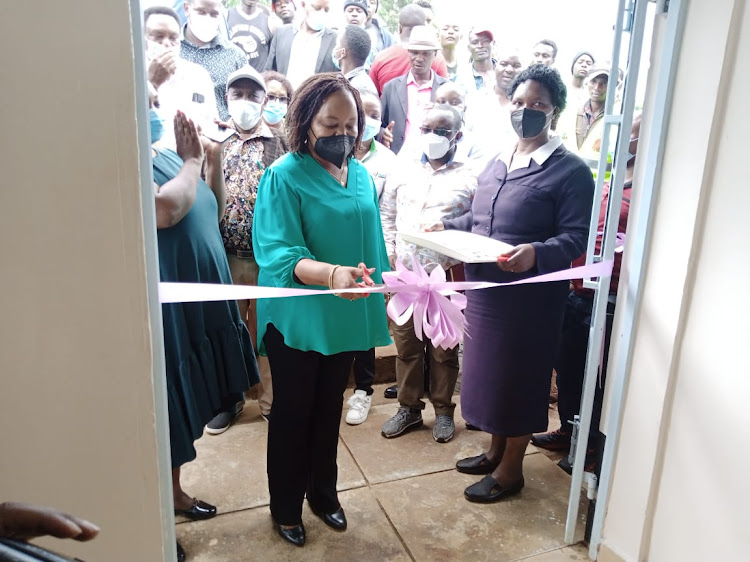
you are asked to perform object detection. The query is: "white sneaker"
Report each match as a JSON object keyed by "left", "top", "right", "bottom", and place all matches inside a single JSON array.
[{"left": 345, "top": 390, "right": 372, "bottom": 425}]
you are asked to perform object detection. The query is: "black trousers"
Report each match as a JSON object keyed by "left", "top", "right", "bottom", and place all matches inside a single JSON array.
[
  {"left": 352, "top": 348, "right": 375, "bottom": 395},
  {"left": 263, "top": 324, "right": 355, "bottom": 525},
  {"left": 555, "top": 292, "right": 615, "bottom": 446}
]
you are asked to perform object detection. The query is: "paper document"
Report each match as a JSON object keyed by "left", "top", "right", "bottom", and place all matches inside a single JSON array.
[{"left": 401, "top": 231, "right": 515, "bottom": 263}]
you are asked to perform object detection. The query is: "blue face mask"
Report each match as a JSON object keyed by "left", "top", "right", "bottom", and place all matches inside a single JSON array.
[
  {"left": 331, "top": 49, "right": 342, "bottom": 70},
  {"left": 362, "top": 117, "right": 381, "bottom": 142},
  {"left": 149, "top": 108, "right": 164, "bottom": 144},
  {"left": 263, "top": 101, "right": 288, "bottom": 125}
]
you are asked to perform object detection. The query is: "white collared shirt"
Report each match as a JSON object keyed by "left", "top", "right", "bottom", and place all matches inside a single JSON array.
[
  {"left": 501, "top": 135, "right": 563, "bottom": 172},
  {"left": 286, "top": 25, "right": 324, "bottom": 89}
]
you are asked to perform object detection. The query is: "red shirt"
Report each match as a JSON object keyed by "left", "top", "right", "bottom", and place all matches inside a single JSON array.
[
  {"left": 572, "top": 182, "right": 631, "bottom": 296},
  {"left": 369, "top": 45, "right": 448, "bottom": 95}
]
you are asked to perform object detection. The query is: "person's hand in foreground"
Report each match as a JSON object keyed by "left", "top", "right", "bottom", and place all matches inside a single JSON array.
[
  {"left": 497, "top": 243, "right": 536, "bottom": 273},
  {"left": 332, "top": 262, "right": 377, "bottom": 301},
  {"left": 0, "top": 502, "right": 100, "bottom": 542},
  {"left": 380, "top": 121, "right": 395, "bottom": 149}
]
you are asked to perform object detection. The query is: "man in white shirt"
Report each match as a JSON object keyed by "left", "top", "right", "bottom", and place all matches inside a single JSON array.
[
  {"left": 380, "top": 104, "right": 477, "bottom": 444},
  {"left": 264, "top": 0, "right": 338, "bottom": 89},
  {"left": 144, "top": 6, "right": 218, "bottom": 150}
]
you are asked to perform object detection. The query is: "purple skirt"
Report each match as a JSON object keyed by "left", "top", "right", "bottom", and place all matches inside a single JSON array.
[{"left": 461, "top": 280, "right": 568, "bottom": 436}]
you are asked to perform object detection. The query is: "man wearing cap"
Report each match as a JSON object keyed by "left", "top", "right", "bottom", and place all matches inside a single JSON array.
[
  {"left": 270, "top": 0, "right": 296, "bottom": 28},
  {"left": 226, "top": 0, "right": 274, "bottom": 72},
  {"left": 264, "top": 0, "right": 338, "bottom": 89},
  {"left": 381, "top": 25, "right": 448, "bottom": 155},
  {"left": 334, "top": 25, "right": 378, "bottom": 96},
  {"left": 206, "top": 65, "right": 287, "bottom": 434},
  {"left": 179, "top": 0, "right": 248, "bottom": 121},
  {"left": 343, "top": 0, "right": 368, "bottom": 27},
  {"left": 457, "top": 28, "right": 496, "bottom": 93},
  {"left": 364, "top": 0, "right": 395, "bottom": 55},
  {"left": 570, "top": 52, "right": 595, "bottom": 93},
  {"left": 575, "top": 67, "right": 608, "bottom": 152},
  {"left": 369, "top": 4, "right": 447, "bottom": 95}
]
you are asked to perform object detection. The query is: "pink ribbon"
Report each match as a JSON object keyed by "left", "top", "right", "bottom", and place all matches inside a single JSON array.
[
  {"left": 159, "top": 258, "right": 614, "bottom": 350},
  {"left": 597, "top": 231, "right": 626, "bottom": 253},
  {"left": 383, "top": 256, "right": 467, "bottom": 350}
]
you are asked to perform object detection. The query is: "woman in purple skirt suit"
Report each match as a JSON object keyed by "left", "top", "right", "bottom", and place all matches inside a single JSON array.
[{"left": 441, "top": 65, "right": 594, "bottom": 503}]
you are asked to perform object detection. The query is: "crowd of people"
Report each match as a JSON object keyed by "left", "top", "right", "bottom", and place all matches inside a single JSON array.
[{"left": 142, "top": 1, "right": 635, "bottom": 560}]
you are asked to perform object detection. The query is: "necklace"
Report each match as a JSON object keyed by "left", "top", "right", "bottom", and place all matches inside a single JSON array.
[{"left": 314, "top": 155, "right": 348, "bottom": 187}]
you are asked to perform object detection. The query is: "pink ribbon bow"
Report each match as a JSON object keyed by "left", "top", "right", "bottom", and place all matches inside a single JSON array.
[{"left": 382, "top": 256, "right": 467, "bottom": 350}]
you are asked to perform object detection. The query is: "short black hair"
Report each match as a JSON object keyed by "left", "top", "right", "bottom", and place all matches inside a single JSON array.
[
  {"left": 535, "top": 39, "right": 558, "bottom": 59},
  {"left": 399, "top": 4, "right": 426, "bottom": 27},
  {"left": 286, "top": 73, "right": 364, "bottom": 156},
  {"left": 262, "top": 70, "right": 295, "bottom": 102},
  {"left": 507, "top": 64, "right": 567, "bottom": 114},
  {"left": 428, "top": 103, "right": 462, "bottom": 131},
  {"left": 342, "top": 25, "right": 372, "bottom": 67},
  {"left": 143, "top": 6, "right": 180, "bottom": 27}
]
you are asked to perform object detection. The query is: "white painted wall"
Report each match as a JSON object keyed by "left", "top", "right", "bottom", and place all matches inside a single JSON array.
[
  {"left": 600, "top": 0, "right": 750, "bottom": 560},
  {"left": 0, "top": 0, "right": 172, "bottom": 560}
]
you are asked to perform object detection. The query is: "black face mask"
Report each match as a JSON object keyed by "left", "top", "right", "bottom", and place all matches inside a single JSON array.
[
  {"left": 311, "top": 131, "right": 356, "bottom": 168},
  {"left": 510, "top": 108, "right": 553, "bottom": 139}
]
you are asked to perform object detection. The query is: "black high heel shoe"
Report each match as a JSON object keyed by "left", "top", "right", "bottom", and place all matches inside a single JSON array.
[
  {"left": 311, "top": 506, "right": 347, "bottom": 531},
  {"left": 275, "top": 522, "right": 306, "bottom": 547}
]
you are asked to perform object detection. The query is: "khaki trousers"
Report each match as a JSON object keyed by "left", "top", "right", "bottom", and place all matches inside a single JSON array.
[
  {"left": 392, "top": 316, "right": 459, "bottom": 416},
  {"left": 226, "top": 253, "right": 273, "bottom": 415}
]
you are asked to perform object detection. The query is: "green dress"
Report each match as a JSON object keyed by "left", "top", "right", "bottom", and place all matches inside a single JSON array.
[
  {"left": 253, "top": 152, "right": 391, "bottom": 355},
  {"left": 153, "top": 149, "right": 259, "bottom": 468}
]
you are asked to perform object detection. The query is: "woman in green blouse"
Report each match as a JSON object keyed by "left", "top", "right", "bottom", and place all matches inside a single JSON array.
[{"left": 252, "top": 73, "right": 391, "bottom": 547}]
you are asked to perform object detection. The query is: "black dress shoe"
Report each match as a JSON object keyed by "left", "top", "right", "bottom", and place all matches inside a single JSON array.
[
  {"left": 466, "top": 423, "right": 481, "bottom": 431},
  {"left": 275, "top": 522, "right": 306, "bottom": 547},
  {"left": 176, "top": 541, "right": 186, "bottom": 562},
  {"left": 174, "top": 499, "right": 217, "bottom": 520},
  {"left": 455, "top": 453, "right": 499, "bottom": 475},
  {"left": 464, "top": 475, "right": 524, "bottom": 503},
  {"left": 311, "top": 506, "right": 347, "bottom": 531},
  {"left": 384, "top": 384, "right": 397, "bottom": 399}
]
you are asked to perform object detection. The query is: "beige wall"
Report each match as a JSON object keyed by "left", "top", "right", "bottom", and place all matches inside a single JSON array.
[
  {"left": 0, "top": 1, "right": 172, "bottom": 560},
  {"left": 600, "top": 0, "right": 750, "bottom": 559}
]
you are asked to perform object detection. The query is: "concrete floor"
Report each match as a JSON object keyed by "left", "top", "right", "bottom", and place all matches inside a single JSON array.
[{"left": 177, "top": 384, "right": 588, "bottom": 561}]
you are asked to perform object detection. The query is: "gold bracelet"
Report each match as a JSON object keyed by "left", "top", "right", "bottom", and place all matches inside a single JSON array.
[{"left": 328, "top": 264, "right": 341, "bottom": 290}]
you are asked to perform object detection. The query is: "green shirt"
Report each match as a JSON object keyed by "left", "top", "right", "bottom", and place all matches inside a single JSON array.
[{"left": 253, "top": 152, "right": 392, "bottom": 355}]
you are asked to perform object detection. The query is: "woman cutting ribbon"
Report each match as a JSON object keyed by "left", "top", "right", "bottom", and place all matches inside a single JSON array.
[
  {"left": 252, "top": 73, "right": 391, "bottom": 547},
  {"left": 440, "top": 65, "right": 594, "bottom": 503}
]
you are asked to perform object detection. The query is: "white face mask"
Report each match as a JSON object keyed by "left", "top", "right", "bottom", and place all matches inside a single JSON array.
[
  {"left": 422, "top": 132, "right": 452, "bottom": 160},
  {"left": 306, "top": 9, "right": 326, "bottom": 31},
  {"left": 189, "top": 13, "right": 219, "bottom": 43},
  {"left": 228, "top": 100, "right": 263, "bottom": 131},
  {"left": 146, "top": 40, "right": 178, "bottom": 60}
]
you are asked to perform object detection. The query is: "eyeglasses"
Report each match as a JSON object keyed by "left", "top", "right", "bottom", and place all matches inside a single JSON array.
[
  {"left": 267, "top": 94, "right": 290, "bottom": 104},
  {"left": 420, "top": 126, "right": 457, "bottom": 138}
]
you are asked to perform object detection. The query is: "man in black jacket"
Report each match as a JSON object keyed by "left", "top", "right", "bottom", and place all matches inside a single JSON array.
[
  {"left": 264, "top": 0, "right": 337, "bottom": 89},
  {"left": 380, "top": 25, "right": 447, "bottom": 154}
]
